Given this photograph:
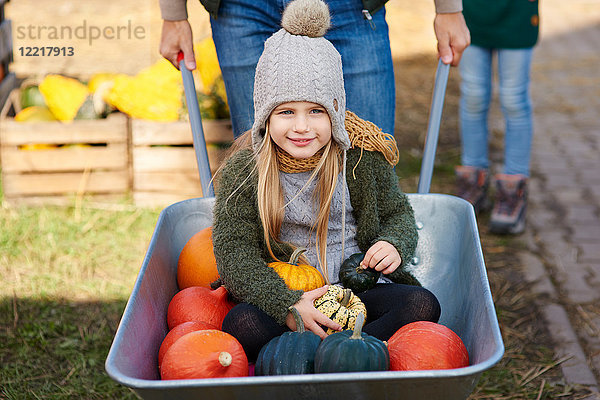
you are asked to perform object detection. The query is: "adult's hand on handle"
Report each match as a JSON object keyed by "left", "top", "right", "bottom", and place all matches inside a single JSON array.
[
  {"left": 160, "top": 19, "right": 196, "bottom": 70},
  {"left": 286, "top": 286, "right": 342, "bottom": 339},
  {"left": 434, "top": 12, "right": 471, "bottom": 67}
]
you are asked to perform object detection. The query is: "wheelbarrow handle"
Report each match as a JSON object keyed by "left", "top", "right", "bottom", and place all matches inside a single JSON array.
[
  {"left": 178, "top": 52, "right": 215, "bottom": 198},
  {"left": 417, "top": 60, "right": 450, "bottom": 194}
]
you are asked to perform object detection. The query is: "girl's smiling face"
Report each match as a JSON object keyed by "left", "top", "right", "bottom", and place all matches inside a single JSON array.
[{"left": 268, "top": 101, "right": 332, "bottom": 159}]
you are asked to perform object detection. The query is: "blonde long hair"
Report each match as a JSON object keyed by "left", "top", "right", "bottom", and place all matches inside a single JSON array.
[{"left": 253, "top": 124, "right": 342, "bottom": 284}]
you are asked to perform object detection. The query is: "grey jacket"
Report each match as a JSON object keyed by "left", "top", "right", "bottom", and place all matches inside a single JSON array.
[{"left": 160, "top": 0, "right": 462, "bottom": 21}]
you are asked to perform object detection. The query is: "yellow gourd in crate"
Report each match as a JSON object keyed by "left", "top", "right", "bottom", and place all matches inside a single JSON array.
[
  {"left": 38, "top": 75, "right": 89, "bottom": 122},
  {"left": 193, "top": 38, "right": 227, "bottom": 104},
  {"left": 14, "top": 106, "right": 57, "bottom": 122},
  {"left": 105, "top": 59, "right": 182, "bottom": 121}
]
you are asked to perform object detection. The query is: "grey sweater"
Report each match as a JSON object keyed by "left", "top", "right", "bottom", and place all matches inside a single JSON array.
[
  {"left": 212, "top": 148, "right": 420, "bottom": 325},
  {"left": 279, "top": 169, "right": 363, "bottom": 285}
]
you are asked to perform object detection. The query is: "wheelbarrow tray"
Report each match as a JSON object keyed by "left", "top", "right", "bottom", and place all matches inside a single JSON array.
[{"left": 105, "top": 193, "right": 503, "bottom": 400}]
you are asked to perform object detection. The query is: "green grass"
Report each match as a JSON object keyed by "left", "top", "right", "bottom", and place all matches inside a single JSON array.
[
  {"left": 1, "top": 193, "right": 160, "bottom": 399},
  {"left": 1, "top": 298, "right": 137, "bottom": 399}
]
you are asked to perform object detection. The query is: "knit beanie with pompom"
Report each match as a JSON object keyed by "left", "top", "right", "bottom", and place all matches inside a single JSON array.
[{"left": 251, "top": 0, "right": 350, "bottom": 152}]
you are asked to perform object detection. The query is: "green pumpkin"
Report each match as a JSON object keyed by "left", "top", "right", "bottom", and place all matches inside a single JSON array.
[
  {"left": 339, "top": 253, "right": 381, "bottom": 293},
  {"left": 255, "top": 307, "right": 322, "bottom": 375},
  {"left": 314, "top": 313, "right": 389, "bottom": 373},
  {"left": 20, "top": 85, "right": 47, "bottom": 109},
  {"left": 74, "top": 96, "right": 100, "bottom": 120}
]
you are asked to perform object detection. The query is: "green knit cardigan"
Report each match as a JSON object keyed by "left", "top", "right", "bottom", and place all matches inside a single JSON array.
[{"left": 212, "top": 147, "right": 420, "bottom": 325}]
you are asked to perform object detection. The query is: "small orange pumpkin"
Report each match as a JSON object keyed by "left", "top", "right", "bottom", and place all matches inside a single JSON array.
[
  {"left": 158, "top": 321, "right": 217, "bottom": 368},
  {"left": 160, "top": 330, "right": 248, "bottom": 380},
  {"left": 269, "top": 248, "right": 325, "bottom": 291},
  {"left": 167, "top": 286, "right": 234, "bottom": 330},
  {"left": 177, "top": 227, "right": 219, "bottom": 289}
]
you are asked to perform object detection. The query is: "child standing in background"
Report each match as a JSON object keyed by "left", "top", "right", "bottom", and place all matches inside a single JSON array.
[
  {"left": 456, "top": 0, "right": 539, "bottom": 234},
  {"left": 211, "top": 0, "right": 440, "bottom": 361}
]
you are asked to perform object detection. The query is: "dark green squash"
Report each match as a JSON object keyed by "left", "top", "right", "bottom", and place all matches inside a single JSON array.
[
  {"left": 314, "top": 313, "right": 389, "bottom": 373},
  {"left": 254, "top": 306, "right": 322, "bottom": 375},
  {"left": 339, "top": 253, "right": 381, "bottom": 293}
]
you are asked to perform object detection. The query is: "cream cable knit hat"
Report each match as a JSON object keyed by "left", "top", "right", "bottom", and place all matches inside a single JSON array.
[{"left": 251, "top": 0, "right": 351, "bottom": 152}]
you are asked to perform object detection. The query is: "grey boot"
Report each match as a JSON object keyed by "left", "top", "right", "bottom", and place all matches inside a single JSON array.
[
  {"left": 454, "top": 166, "right": 490, "bottom": 213},
  {"left": 489, "top": 174, "right": 528, "bottom": 234}
]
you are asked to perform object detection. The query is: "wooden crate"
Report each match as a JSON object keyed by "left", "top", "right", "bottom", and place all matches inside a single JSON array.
[
  {"left": 131, "top": 118, "right": 233, "bottom": 207},
  {"left": 0, "top": 93, "right": 130, "bottom": 205}
]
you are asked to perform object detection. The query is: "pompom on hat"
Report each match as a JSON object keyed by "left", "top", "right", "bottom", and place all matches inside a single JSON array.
[{"left": 251, "top": 0, "right": 350, "bottom": 151}]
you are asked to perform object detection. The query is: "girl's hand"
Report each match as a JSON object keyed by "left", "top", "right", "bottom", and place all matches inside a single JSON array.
[
  {"left": 360, "top": 241, "right": 402, "bottom": 275},
  {"left": 286, "top": 286, "right": 342, "bottom": 339}
]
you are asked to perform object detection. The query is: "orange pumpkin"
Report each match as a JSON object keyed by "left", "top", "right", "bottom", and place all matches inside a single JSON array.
[
  {"left": 177, "top": 227, "right": 219, "bottom": 289},
  {"left": 158, "top": 321, "right": 217, "bottom": 368},
  {"left": 269, "top": 248, "right": 325, "bottom": 291},
  {"left": 160, "top": 330, "right": 248, "bottom": 380},
  {"left": 167, "top": 286, "right": 234, "bottom": 330},
  {"left": 388, "top": 321, "right": 469, "bottom": 371}
]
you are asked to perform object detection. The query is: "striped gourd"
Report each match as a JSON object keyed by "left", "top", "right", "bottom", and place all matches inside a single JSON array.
[{"left": 314, "top": 285, "right": 366, "bottom": 334}]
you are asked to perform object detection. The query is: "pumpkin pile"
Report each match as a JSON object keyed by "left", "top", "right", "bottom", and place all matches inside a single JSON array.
[
  {"left": 159, "top": 285, "right": 248, "bottom": 380},
  {"left": 158, "top": 228, "right": 249, "bottom": 380},
  {"left": 159, "top": 236, "right": 470, "bottom": 380}
]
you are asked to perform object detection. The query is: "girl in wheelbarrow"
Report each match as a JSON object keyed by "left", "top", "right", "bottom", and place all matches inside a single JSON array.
[{"left": 212, "top": 0, "right": 440, "bottom": 361}]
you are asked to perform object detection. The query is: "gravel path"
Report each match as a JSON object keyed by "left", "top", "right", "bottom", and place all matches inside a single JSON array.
[{"left": 520, "top": 0, "right": 600, "bottom": 396}]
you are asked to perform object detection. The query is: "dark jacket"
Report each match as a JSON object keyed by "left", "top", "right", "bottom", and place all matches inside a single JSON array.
[
  {"left": 463, "top": 0, "right": 539, "bottom": 49},
  {"left": 212, "top": 147, "right": 420, "bottom": 325}
]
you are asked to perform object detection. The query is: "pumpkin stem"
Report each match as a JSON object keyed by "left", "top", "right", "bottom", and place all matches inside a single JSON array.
[
  {"left": 218, "top": 352, "right": 232, "bottom": 367},
  {"left": 287, "top": 306, "right": 305, "bottom": 333},
  {"left": 350, "top": 312, "right": 365, "bottom": 340},
  {"left": 288, "top": 247, "right": 307, "bottom": 266},
  {"left": 340, "top": 288, "right": 352, "bottom": 307}
]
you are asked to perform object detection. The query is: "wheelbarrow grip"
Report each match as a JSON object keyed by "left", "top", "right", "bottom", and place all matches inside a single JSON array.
[
  {"left": 417, "top": 60, "right": 450, "bottom": 194},
  {"left": 178, "top": 52, "right": 215, "bottom": 198}
]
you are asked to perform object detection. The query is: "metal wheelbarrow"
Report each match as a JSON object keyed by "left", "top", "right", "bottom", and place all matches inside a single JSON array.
[{"left": 105, "top": 59, "right": 504, "bottom": 400}]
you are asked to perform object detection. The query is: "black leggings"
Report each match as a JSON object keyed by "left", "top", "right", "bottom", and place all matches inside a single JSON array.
[{"left": 221, "top": 284, "right": 441, "bottom": 362}]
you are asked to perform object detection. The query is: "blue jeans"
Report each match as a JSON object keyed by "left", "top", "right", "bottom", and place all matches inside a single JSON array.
[
  {"left": 459, "top": 45, "right": 534, "bottom": 176},
  {"left": 210, "top": 0, "right": 395, "bottom": 137}
]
